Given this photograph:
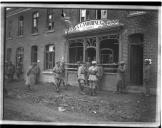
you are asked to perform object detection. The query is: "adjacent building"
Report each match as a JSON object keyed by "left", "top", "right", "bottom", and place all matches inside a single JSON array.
[{"left": 5, "top": 7, "right": 159, "bottom": 93}]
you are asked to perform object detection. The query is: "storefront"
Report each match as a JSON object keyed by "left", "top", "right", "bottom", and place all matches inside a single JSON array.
[{"left": 64, "top": 19, "right": 124, "bottom": 91}]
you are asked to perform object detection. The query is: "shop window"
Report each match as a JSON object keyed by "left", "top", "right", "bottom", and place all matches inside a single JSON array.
[
  {"left": 100, "top": 39, "right": 119, "bottom": 64},
  {"left": 96, "top": 9, "right": 107, "bottom": 19},
  {"left": 69, "top": 40, "right": 83, "bottom": 63},
  {"left": 18, "top": 16, "right": 24, "bottom": 36},
  {"left": 16, "top": 47, "right": 24, "bottom": 73},
  {"left": 6, "top": 48, "right": 12, "bottom": 62},
  {"left": 31, "top": 45, "right": 38, "bottom": 63},
  {"left": 45, "top": 44, "right": 55, "bottom": 70},
  {"left": 47, "top": 9, "right": 54, "bottom": 31},
  {"left": 32, "top": 11, "right": 39, "bottom": 33},
  {"left": 80, "top": 9, "right": 91, "bottom": 22}
]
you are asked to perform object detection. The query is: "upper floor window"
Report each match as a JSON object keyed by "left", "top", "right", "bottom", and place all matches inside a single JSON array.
[
  {"left": 45, "top": 44, "right": 55, "bottom": 70},
  {"left": 8, "top": 20, "right": 12, "bottom": 38},
  {"left": 18, "top": 16, "right": 24, "bottom": 36},
  {"left": 80, "top": 9, "right": 91, "bottom": 22},
  {"left": 32, "top": 11, "right": 39, "bottom": 33},
  {"left": 96, "top": 9, "right": 107, "bottom": 19},
  {"left": 47, "top": 9, "right": 54, "bottom": 31}
]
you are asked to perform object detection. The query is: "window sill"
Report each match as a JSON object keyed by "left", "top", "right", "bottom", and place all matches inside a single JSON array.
[
  {"left": 42, "top": 70, "right": 53, "bottom": 74},
  {"left": 18, "top": 35, "right": 24, "bottom": 38},
  {"left": 32, "top": 33, "right": 40, "bottom": 36},
  {"left": 46, "top": 30, "right": 55, "bottom": 34}
]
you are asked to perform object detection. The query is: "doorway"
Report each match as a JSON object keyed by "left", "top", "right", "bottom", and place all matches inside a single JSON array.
[
  {"left": 129, "top": 34, "right": 143, "bottom": 85},
  {"left": 86, "top": 48, "right": 96, "bottom": 62}
]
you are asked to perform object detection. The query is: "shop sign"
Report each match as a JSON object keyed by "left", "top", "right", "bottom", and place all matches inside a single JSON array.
[{"left": 67, "top": 19, "right": 119, "bottom": 33}]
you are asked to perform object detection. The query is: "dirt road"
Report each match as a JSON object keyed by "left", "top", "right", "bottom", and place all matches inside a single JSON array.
[{"left": 3, "top": 80, "right": 157, "bottom": 124}]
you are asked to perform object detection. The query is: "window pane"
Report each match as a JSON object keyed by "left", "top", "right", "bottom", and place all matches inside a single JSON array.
[{"left": 101, "top": 10, "right": 107, "bottom": 19}]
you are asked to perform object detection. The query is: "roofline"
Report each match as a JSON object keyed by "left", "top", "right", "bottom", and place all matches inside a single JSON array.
[{"left": 6, "top": 8, "right": 31, "bottom": 18}]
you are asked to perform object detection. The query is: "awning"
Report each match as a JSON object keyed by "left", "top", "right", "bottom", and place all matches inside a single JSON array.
[{"left": 65, "top": 19, "right": 124, "bottom": 38}]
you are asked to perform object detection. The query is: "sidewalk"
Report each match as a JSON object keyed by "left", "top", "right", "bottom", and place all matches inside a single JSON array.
[{"left": 3, "top": 80, "right": 157, "bottom": 123}]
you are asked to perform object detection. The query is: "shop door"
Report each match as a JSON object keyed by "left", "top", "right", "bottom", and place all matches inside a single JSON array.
[{"left": 129, "top": 44, "right": 143, "bottom": 85}]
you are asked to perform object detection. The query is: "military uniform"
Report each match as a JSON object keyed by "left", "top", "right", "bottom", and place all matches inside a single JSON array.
[
  {"left": 53, "top": 63, "right": 62, "bottom": 92},
  {"left": 88, "top": 61, "right": 98, "bottom": 96},
  {"left": 77, "top": 64, "right": 87, "bottom": 92},
  {"left": 143, "top": 59, "right": 152, "bottom": 96},
  {"left": 116, "top": 61, "right": 126, "bottom": 93}
]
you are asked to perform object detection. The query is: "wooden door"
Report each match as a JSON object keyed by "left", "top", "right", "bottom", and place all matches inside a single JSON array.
[{"left": 130, "top": 44, "right": 143, "bottom": 85}]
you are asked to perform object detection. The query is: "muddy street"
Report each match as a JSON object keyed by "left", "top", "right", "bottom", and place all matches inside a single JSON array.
[{"left": 3, "top": 80, "right": 157, "bottom": 124}]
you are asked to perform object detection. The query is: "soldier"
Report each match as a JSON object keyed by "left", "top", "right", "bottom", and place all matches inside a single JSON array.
[
  {"left": 88, "top": 61, "right": 98, "bottom": 96},
  {"left": 143, "top": 59, "right": 152, "bottom": 96},
  {"left": 77, "top": 62, "right": 87, "bottom": 94},
  {"left": 116, "top": 61, "right": 127, "bottom": 93},
  {"left": 53, "top": 61, "right": 62, "bottom": 93},
  {"left": 25, "top": 63, "right": 37, "bottom": 91},
  {"left": 96, "top": 64, "right": 104, "bottom": 91}
]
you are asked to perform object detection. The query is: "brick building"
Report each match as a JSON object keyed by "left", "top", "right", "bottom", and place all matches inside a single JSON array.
[{"left": 5, "top": 7, "right": 159, "bottom": 93}]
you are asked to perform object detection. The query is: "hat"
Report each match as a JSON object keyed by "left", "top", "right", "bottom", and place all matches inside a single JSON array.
[
  {"left": 145, "top": 59, "right": 152, "bottom": 64},
  {"left": 92, "top": 61, "right": 97, "bottom": 64},
  {"left": 119, "top": 61, "right": 125, "bottom": 64}
]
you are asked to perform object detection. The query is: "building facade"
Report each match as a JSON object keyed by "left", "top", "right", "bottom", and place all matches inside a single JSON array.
[{"left": 5, "top": 7, "right": 159, "bottom": 93}]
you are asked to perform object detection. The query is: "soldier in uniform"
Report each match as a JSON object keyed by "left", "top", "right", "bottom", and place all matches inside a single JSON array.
[
  {"left": 77, "top": 62, "right": 87, "bottom": 94},
  {"left": 53, "top": 61, "right": 62, "bottom": 93},
  {"left": 116, "top": 61, "right": 127, "bottom": 93},
  {"left": 34, "top": 60, "right": 41, "bottom": 84},
  {"left": 143, "top": 59, "right": 152, "bottom": 96},
  {"left": 88, "top": 61, "right": 98, "bottom": 96},
  {"left": 25, "top": 63, "right": 37, "bottom": 91},
  {"left": 96, "top": 64, "right": 104, "bottom": 91}
]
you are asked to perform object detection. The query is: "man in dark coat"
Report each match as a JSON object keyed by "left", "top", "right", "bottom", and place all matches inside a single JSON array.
[{"left": 143, "top": 59, "right": 152, "bottom": 96}]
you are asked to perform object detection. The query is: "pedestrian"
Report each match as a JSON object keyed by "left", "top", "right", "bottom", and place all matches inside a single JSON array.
[
  {"left": 143, "top": 59, "right": 152, "bottom": 96},
  {"left": 77, "top": 62, "right": 87, "bottom": 94},
  {"left": 88, "top": 61, "right": 98, "bottom": 96},
  {"left": 16, "top": 63, "right": 22, "bottom": 80},
  {"left": 59, "top": 58, "right": 68, "bottom": 89},
  {"left": 116, "top": 61, "right": 127, "bottom": 93},
  {"left": 53, "top": 61, "right": 62, "bottom": 93},
  {"left": 96, "top": 64, "right": 104, "bottom": 91},
  {"left": 25, "top": 63, "right": 37, "bottom": 91}
]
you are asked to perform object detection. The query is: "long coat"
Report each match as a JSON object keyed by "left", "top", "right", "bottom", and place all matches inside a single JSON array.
[{"left": 25, "top": 65, "right": 36, "bottom": 86}]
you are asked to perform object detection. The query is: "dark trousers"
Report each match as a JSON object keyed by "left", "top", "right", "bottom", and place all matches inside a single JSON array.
[{"left": 117, "top": 79, "right": 126, "bottom": 93}]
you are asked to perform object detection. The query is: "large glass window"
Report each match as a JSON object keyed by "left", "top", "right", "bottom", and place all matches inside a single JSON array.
[
  {"left": 45, "top": 44, "right": 55, "bottom": 70},
  {"left": 47, "top": 9, "right": 54, "bottom": 31},
  {"left": 100, "top": 39, "right": 119, "bottom": 64},
  {"left": 32, "top": 11, "right": 39, "bottom": 33},
  {"left": 80, "top": 9, "right": 91, "bottom": 22},
  {"left": 31, "top": 45, "right": 38, "bottom": 63},
  {"left": 18, "top": 16, "right": 24, "bottom": 36},
  {"left": 69, "top": 40, "right": 83, "bottom": 63},
  {"left": 96, "top": 9, "right": 107, "bottom": 19}
]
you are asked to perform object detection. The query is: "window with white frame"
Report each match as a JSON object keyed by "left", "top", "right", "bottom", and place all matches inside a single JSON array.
[
  {"left": 80, "top": 9, "right": 91, "bottom": 22},
  {"left": 32, "top": 11, "right": 39, "bottom": 33},
  {"left": 18, "top": 16, "right": 24, "bottom": 36},
  {"left": 96, "top": 9, "right": 107, "bottom": 19},
  {"left": 45, "top": 44, "right": 55, "bottom": 70},
  {"left": 47, "top": 9, "right": 54, "bottom": 31},
  {"left": 69, "top": 39, "right": 83, "bottom": 63}
]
